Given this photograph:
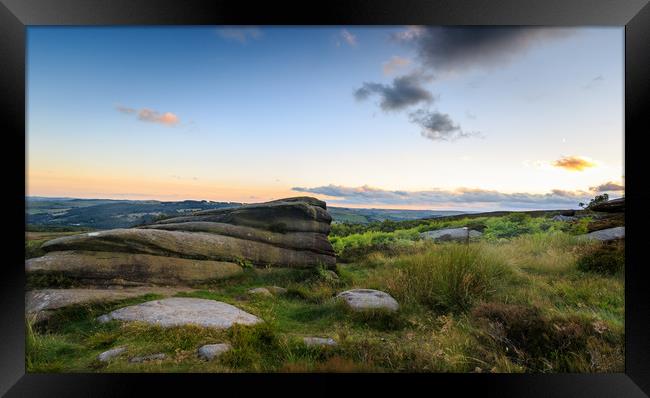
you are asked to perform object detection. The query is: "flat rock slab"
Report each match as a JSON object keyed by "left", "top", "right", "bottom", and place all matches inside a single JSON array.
[
  {"left": 26, "top": 287, "right": 194, "bottom": 315},
  {"left": 267, "top": 286, "right": 288, "bottom": 295},
  {"left": 129, "top": 353, "right": 167, "bottom": 363},
  {"left": 98, "top": 346, "right": 127, "bottom": 362},
  {"left": 581, "top": 226, "right": 625, "bottom": 241},
  {"left": 420, "top": 228, "right": 482, "bottom": 242},
  {"left": 248, "top": 287, "right": 273, "bottom": 297},
  {"left": 97, "top": 297, "right": 262, "bottom": 328},
  {"left": 336, "top": 289, "right": 399, "bottom": 312},
  {"left": 303, "top": 337, "right": 337, "bottom": 347},
  {"left": 552, "top": 215, "right": 577, "bottom": 222},
  {"left": 198, "top": 343, "right": 232, "bottom": 360}
]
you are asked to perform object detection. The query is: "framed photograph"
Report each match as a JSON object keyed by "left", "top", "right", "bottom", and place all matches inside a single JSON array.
[{"left": 2, "top": 0, "right": 649, "bottom": 396}]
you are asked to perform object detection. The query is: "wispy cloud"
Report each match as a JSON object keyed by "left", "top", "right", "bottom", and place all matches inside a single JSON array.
[
  {"left": 217, "top": 27, "right": 263, "bottom": 43},
  {"left": 553, "top": 156, "right": 596, "bottom": 171},
  {"left": 292, "top": 184, "right": 593, "bottom": 209},
  {"left": 582, "top": 74, "right": 605, "bottom": 89},
  {"left": 383, "top": 56, "right": 411, "bottom": 75},
  {"left": 409, "top": 109, "right": 479, "bottom": 141},
  {"left": 116, "top": 105, "right": 180, "bottom": 126},
  {"left": 354, "top": 71, "right": 434, "bottom": 111},
  {"left": 590, "top": 181, "right": 624, "bottom": 192},
  {"left": 339, "top": 29, "right": 358, "bottom": 46}
]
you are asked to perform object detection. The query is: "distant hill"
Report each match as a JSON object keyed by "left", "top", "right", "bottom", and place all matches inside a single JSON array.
[
  {"left": 26, "top": 198, "right": 243, "bottom": 229},
  {"left": 327, "top": 207, "right": 467, "bottom": 224},
  {"left": 25, "top": 197, "right": 470, "bottom": 229}
]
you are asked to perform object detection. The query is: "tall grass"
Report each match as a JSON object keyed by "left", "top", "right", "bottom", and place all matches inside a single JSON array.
[{"left": 384, "top": 243, "right": 512, "bottom": 314}]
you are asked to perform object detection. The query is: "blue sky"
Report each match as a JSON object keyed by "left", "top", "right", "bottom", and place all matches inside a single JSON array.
[{"left": 27, "top": 26, "right": 624, "bottom": 210}]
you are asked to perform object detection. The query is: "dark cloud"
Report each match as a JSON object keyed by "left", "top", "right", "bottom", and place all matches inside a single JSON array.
[
  {"left": 409, "top": 109, "right": 478, "bottom": 141},
  {"left": 393, "top": 26, "right": 575, "bottom": 73},
  {"left": 590, "top": 181, "right": 624, "bottom": 192},
  {"left": 354, "top": 72, "right": 434, "bottom": 111},
  {"left": 292, "top": 184, "right": 592, "bottom": 209}
]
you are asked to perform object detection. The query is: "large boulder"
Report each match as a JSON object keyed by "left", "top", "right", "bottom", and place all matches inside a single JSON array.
[
  {"left": 420, "top": 228, "right": 482, "bottom": 242},
  {"left": 580, "top": 226, "right": 625, "bottom": 242},
  {"left": 138, "top": 221, "right": 334, "bottom": 255},
  {"left": 96, "top": 297, "right": 262, "bottom": 328},
  {"left": 154, "top": 198, "right": 332, "bottom": 234},
  {"left": 40, "top": 229, "right": 335, "bottom": 269},
  {"left": 26, "top": 251, "right": 243, "bottom": 285}
]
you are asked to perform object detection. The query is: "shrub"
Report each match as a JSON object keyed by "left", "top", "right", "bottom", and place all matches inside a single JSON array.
[
  {"left": 472, "top": 302, "right": 623, "bottom": 372},
  {"left": 385, "top": 244, "right": 511, "bottom": 313},
  {"left": 482, "top": 216, "right": 563, "bottom": 241},
  {"left": 576, "top": 241, "right": 625, "bottom": 275},
  {"left": 330, "top": 228, "right": 421, "bottom": 262}
]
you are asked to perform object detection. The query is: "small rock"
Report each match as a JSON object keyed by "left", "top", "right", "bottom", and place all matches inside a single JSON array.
[
  {"left": 129, "top": 353, "right": 166, "bottom": 363},
  {"left": 303, "top": 337, "right": 337, "bottom": 347},
  {"left": 198, "top": 343, "right": 232, "bottom": 360},
  {"left": 267, "top": 286, "right": 288, "bottom": 295},
  {"left": 98, "top": 346, "right": 127, "bottom": 362},
  {"left": 552, "top": 215, "right": 577, "bottom": 222},
  {"left": 248, "top": 287, "right": 273, "bottom": 297},
  {"left": 336, "top": 289, "right": 399, "bottom": 312},
  {"left": 324, "top": 270, "right": 339, "bottom": 280}
]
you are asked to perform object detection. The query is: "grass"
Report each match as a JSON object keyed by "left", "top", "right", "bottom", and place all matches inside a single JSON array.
[{"left": 25, "top": 215, "right": 624, "bottom": 373}]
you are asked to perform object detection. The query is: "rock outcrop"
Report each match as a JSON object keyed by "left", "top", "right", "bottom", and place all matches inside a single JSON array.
[
  {"left": 26, "top": 197, "right": 336, "bottom": 287},
  {"left": 590, "top": 197, "right": 624, "bottom": 213}
]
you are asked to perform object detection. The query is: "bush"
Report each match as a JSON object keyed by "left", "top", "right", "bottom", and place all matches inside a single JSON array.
[
  {"left": 576, "top": 241, "right": 625, "bottom": 275},
  {"left": 385, "top": 244, "right": 511, "bottom": 313},
  {"left": 482, "top": 216, "right": 563, "bottom": 241},
  {"left": 472, "top": 302, "right": 623, "bottom": 372},
  {"left": 330, "top": 228, "right": 421, "bottom": 262}
]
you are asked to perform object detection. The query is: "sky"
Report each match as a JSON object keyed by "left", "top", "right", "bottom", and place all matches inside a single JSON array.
[{"left": 26, "top": 26, "right": 624, "bottom": 211}]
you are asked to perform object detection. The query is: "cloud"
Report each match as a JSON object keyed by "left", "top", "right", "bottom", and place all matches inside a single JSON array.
[
  {"left": 339, "top": 29, "right": 358, "bottom": 46},
  {"left": 354, "top": 72, "right": 434, "bottom": 111},
  {"left": 583, "top": 74, "right": 605, "bottom": 89},
  {"left": 116, "top": 105, "right": 180, "bottom": 126},
  {"left": 590, "top": 181, "right": 624, "bottom": 192},
  {"left": 383, "top": 56, "right": 411, "bottom": 75},
  {"left": 409, "top": 109, "right": 479, "bottom": 141},
  {"left": 392, "top": 26, "right": 574, "bottom": 73},
  {"left": 138, "top": 108, "right": 179, "bottom": 125},
  {"left": 217, "top": 27, "right": 263, "bottom": 43},
  {"left": 553, "top": 156, "right": 596, "bottom": 171},
  {"left": 292, "top": 184, "right": 593, "bottom": 209},
  {"left": 116, "top": 105, "right": 136, "bottom": 114}
]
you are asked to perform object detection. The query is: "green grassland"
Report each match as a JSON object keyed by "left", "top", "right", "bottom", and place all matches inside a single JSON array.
[{"left": 26, "top": 213, "right": 624, "bottom": 373}]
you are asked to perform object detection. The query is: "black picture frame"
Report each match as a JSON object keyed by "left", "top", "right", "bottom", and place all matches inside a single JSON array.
[{"left": 1, "top": 0, "right": 649, "bottom": 396}]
